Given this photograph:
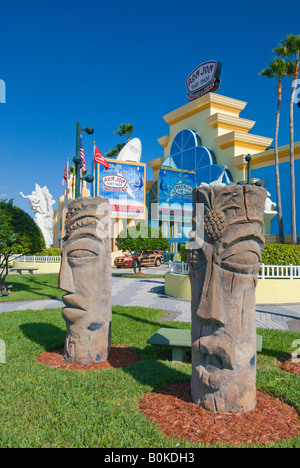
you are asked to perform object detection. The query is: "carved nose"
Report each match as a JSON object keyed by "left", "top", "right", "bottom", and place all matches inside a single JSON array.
[{"left": 58, "top": 255, "right": 74, "bottom": 293}]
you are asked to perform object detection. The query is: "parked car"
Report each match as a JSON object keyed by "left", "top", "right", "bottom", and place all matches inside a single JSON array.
[{"left": 114, "top": 250, "right": 163, "bottom": 268}]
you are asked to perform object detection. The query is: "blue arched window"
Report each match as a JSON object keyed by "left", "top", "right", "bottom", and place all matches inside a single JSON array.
[{"left": 148, "top": 129, "right": 233, "bottom": 249}]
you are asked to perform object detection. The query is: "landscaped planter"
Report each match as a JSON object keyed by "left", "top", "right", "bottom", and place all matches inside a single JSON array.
[{"left": 165, "top": 272, "right": 300, "bottom": 304}]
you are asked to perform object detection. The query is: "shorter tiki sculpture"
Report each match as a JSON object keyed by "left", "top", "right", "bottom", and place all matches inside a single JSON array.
[
  {"left": 188, "top": 185, "right": 267, "bottom": 413},
  {"left": 59, "top": 197, "right": 111, "bottom": 364}
]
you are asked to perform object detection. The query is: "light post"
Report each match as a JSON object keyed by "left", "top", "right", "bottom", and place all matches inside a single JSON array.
[
  {"left": 73, "top": 122, "right": 94, "bottom": 198},
  {"left": 245, "top": 154, "right": 252, "bottom": 185},
  {"left": 237, "top": 154, "right": 261, "bottom": 186}
]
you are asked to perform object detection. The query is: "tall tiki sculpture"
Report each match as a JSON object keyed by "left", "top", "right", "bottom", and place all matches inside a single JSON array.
[
  {"left": 187, "top": 185, "right": 267, "bottom": 413},
  {"left": 59, "top": 197, "right": 111, "bottom": 364}
]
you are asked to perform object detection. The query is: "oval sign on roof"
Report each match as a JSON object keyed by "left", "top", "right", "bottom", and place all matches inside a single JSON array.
[
  {"left": 186, "top": 61, "right": 222, "bottom": 101},
  {"left": 117, "top": 138, "right": 142, "bottom": 163}
]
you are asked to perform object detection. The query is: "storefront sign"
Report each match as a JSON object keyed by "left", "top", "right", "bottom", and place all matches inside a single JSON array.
[
  {"left": 186, "top": 61, "right": 222, "bottom": 101},
  {"left": 98, "top": 160, "right": 146, "bottom": 219},
  {"left": 102, "top": 174, "right": 127, "bottom": 189}
]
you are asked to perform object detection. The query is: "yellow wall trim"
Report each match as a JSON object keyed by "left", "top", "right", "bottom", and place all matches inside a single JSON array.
[
  {"left": 231, "top": 141, "right": 300, "bottom": 169},
  {"left": 215, "top": 131, "right": 273, "bottom": 151},
  {"left": 157, "top": 135, "right": 170, "bottom": 148},
  {"left": 148, "top": 157, "right": 164, "bottom": 171},
  {"left": 12, "top": 261, "right": 61, "bottom": 274},
  {"left": 163, "top": 93, "right": 247, "bottom": 126},
  {"left": 165, "top": 273, "right": 300, "bottom": 304},
  {"left": 207, "top": 113, "right": 256, "bottom": 133}
]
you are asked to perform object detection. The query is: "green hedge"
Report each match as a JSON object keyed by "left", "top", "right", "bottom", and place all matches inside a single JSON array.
[
  {"left": 34, "top": 248, "right": 61, "bottom": 257},
  {"left": 180, "top": 243, "right": 300, "bottom": 265},
  {"left": 262, "top": 244, "right": 300, "bottom": 265}
]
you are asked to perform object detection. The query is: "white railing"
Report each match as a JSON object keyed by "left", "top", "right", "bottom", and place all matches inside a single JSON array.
[
  {"left": 169, "top": 261, "right": 300, "bottom": 280},
  {"left": 259, "top": 264, "right": 300, "bottom": 280},
  {"left": 169, "top": 261, "right": 190, "bottom": 275},
  {"left": 14, "top": 256, "right": 61, "bottom": 263}
]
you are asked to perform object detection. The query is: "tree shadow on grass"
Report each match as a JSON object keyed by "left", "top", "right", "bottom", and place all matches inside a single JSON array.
[
  {"left": 112, "top": 307, "right": 191, "bottom": 390},
  {"left": 5, "top": 277, "right": 64, "bottom": 300},
  {"left": 124, "top": 357, "right": 191, "bottom": 392},
  {"left": 112, "top": 307, "right": 191, "bottom": 330},
  {"left": 20, "top": 322, "right": 66, "bottom": 350},
  {"left": 258, "top": 346, "right": 291, "bottom": 363}
]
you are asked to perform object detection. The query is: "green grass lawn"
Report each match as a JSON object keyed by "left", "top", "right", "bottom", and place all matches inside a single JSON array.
[
  {"left": 0, "top": 305, "right": 299, "bottom": 448},
  {"left": 1, "top": 274, "right": 63, "bottom": 302},
  {"left": 1, "top": 273, "right": 165, "bottom": 301}
]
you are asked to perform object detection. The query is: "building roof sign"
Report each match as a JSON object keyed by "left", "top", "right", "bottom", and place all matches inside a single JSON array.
[{"left": 186, "top": 61, "right": 222, "bottom": 101}]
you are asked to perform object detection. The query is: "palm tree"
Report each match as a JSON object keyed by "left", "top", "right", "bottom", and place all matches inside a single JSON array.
[
  {"left": 114, "top": 123, "right": 134, "bottom": 143},
  {"left": 260, "top": 58, "right": 290, "bottom": 243},
  {"left": 105, "top": 123, "right": 134, "bottom": 158},
  {"left": 274, "top": 34, "right": 300, "bottom": 245},
  {"left": 105, "top": 143, "right": 126, "bottom": 158}
]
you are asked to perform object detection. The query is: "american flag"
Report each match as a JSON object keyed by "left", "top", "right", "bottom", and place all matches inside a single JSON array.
[{"left": 80, "top": 132, "right": 87, "bottom": 171}]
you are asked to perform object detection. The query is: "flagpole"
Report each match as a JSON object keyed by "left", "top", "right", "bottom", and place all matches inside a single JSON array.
[
  {"left": 93, "top": 141, "right": 96, "bottom": 197},
  {"left": 65, "top": 158, "right": 69, "bottom": 210}
]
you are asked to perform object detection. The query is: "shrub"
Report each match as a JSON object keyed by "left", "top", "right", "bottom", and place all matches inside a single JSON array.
[
  {"left": 262, "top": 244, "right": 300, "bottom": 265},
  {"left": 180, "top": 244, "right": 188, "bottom": 262},
  {"left": 34, "top": 248, "right": 61, "bottom": 257},
  {"left": 116, "top": 225, "right": 169, "bottom": 253},
  {"left": 0, "top": 199, "right": 45, "bottom": 291}
]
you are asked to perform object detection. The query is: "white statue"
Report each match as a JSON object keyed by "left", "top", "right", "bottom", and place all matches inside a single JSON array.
[
  {"left": 264, "top": 191, "right": 277, "bottom": 224},
  {"left": 200, "top": 167, "right": 227, "bottom": 188},
  {"left": 20, "top": 184, "right": 55, "bottom": 248}
]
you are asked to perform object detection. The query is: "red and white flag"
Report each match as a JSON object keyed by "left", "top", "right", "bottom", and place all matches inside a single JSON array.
[
  {"left": 62, "top": 161, "right": 69, "bottom": 185},
  {"left": 80, "top": 133, "right": 86, "bottom": 171},
  {"left": 94, "top": 145, "right": 109, "bottom": 170}
]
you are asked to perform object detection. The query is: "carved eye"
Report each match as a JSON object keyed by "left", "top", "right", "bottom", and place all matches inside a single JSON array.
[{"left": 68, "top": 249, "right": 97, "bottom": 260}]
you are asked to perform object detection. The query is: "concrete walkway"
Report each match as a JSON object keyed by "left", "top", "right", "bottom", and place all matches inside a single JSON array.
[{"left": 0, "top": 267, "right": 299, "bottom": 331}]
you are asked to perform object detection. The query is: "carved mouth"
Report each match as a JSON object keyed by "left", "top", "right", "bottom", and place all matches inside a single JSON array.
[
  {"left": 197, "top": 362, "right": 229, "bottom": 392},
  {"left": 194, "top": 333, "right": 234, "bottom": 391},
  {"left": 62, "top": 294, "right": 86, "bottom": 322}
]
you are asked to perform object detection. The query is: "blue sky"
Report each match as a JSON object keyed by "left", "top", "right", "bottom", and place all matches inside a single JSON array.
[{"left": 0, "top": 0, "right": 299, "bottom": 216}]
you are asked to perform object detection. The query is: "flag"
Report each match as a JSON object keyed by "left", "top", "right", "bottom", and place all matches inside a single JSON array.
[
  {"left": 94, "top": 145, "right": 109, "bottom": 170},
  {"left": 80, "top": 132, "right": 87, "bottom": 171},
  {"left": 62, "top": 161, "right": 68, "bottom": 185}
]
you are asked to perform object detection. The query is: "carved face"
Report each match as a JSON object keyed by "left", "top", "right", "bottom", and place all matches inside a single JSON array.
[
  {"left": 59, "top": 197, "right": 111, "bottom": 364},
  {"left": 188, "top": 185, "right": 267, "bottom": 413},
  {"left": 60, "top": 234, "right": 105, "bottom": 323}
]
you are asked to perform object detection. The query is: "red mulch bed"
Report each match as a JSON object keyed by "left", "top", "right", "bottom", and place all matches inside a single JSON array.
[
  {"left": 37, "top": 346, "right": 140, "bottom": 370},
  {"left": 278, "top": 359, "right": 300, "bottom": 376},
  {"left": 139, "top": 382, "right": 300, "bottom": 447}
]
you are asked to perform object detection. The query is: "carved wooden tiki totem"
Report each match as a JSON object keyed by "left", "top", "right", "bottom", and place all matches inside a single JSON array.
[
  {"left": 188, "top": 185, "right": 267, "bottom": 413},
  {"left": 59, "top": 197, "right": 111, "bottom": 364}
]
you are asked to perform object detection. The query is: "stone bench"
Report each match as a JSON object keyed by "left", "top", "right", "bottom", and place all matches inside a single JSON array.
[
  {"left": 147, "top": 328, "right": 263, "bottom": 362},
  {"left": 10, "top": 268, "right": 39, "bottom": 275}
]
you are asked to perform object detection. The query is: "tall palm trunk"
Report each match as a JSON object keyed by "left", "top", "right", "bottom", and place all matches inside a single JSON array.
[
  {"left": 275, "top": 83, "right": 284, "bottom": 243},
  {"left": 290, "top": 68, "right": 299, "bottom": 244}
]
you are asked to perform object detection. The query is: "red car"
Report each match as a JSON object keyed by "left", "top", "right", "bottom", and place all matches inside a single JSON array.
[{"left": 114, "top": 250, "right": 163, "bottom": 268}]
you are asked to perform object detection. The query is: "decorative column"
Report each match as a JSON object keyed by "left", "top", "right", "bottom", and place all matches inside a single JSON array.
[
  {"left": 59, "top": 196, "right": 111, "bottom": 364},
  {"left": 188, "top": 185, "right": 267, "bottom": 413}
]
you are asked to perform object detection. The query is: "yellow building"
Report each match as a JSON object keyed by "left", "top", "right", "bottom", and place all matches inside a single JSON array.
[
  {"left": 146, "top": 92, "right": 281, "bottom": 255},
  {"left": 53, "top": 176, "right": 91, "bottom": 249},
  {"left": 53, "top": 157, "right": 147, "bottom": 264},
  {"left": 54, "top": 91, "right": 299, "bottom": 254}
]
